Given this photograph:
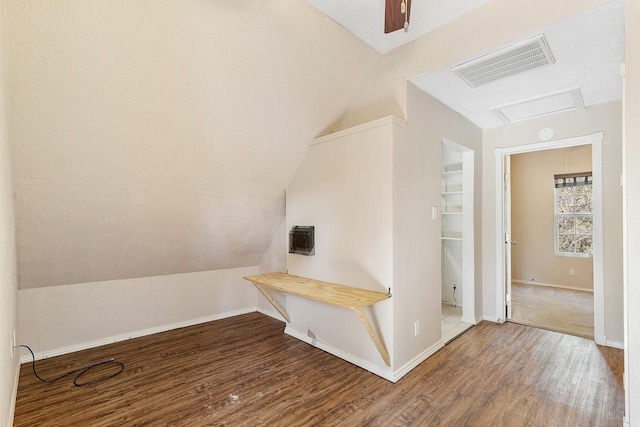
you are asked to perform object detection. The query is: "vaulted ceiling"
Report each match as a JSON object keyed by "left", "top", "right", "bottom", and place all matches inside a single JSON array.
[
  {"left": 310, "top": 0, "right": 623, "bottom": 129},
  {"left": 8, "top": 0, "right": 620, "bottom": 289}
]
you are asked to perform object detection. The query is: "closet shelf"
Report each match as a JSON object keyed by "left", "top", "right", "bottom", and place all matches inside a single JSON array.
[{"left": 442, "top": 164, "right": 463, "bottom": 175}]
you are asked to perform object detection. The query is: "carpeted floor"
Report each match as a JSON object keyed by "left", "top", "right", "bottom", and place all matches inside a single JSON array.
[{"left": 510, "top": 282, "right": 594, "bottom": 339}]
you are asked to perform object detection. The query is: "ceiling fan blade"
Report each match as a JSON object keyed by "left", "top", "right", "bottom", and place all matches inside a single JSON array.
[{"left": 385, "top": 0, "right": 411, "bottom": 34}]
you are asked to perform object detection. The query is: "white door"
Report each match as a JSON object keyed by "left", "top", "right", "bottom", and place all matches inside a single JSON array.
[{"left": 504, "top": 155, "right": 513, "bottom": 320}]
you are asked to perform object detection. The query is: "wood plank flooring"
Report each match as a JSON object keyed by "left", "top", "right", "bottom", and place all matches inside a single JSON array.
[
  {"left": 14, "top": 312, "right": 624, "bottom": 426},
  {"left": 511, "top": 282, "right": 594, "bottom": 339}
]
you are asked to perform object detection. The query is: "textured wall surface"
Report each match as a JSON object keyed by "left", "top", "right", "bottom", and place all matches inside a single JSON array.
[
  {"left": 624, "top": 0, "right": 640, "bottom": 422},
  {"left": 286, "top": 117, "right": 395, "bottom": 373},
  {"left": 18, "top": 266, "right": 259, "bottom": 358},
  {"left": 402, "top": 86, "right": 483, "bottom": 366},
  {"left": 7, "top": 0, "right": 378, "bottom": 289},
  {"left": 0, "top": 0, "right": 19, "bottom": 422}
]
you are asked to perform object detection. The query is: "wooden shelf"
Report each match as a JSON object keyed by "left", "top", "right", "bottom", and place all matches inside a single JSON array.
[
  {"left": 244, "top": 272, "right": 392, "bottom": 367},
  {"left": 442, "top": 229, "right": 463, "bottom": 240}
]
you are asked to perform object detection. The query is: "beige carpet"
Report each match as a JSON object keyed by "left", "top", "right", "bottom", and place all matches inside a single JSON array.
[{"left": 510, "top": 282, "right": 594, "bottom": 339}]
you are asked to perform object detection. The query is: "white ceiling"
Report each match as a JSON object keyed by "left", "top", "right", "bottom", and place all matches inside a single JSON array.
[
  {"left": 306, "top": 0, "right": 493, "bottom": 54},
  {"left": 308, "top": 0, "right": 624, "bottom": 129}
]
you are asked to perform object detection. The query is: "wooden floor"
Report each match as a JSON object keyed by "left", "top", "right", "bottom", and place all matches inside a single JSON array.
[
  {"left": 14, "top": 312, "right": 623, "bottom": 426},
  {"left": 511, "top": 282, "right": 594, "bottom": 339}
]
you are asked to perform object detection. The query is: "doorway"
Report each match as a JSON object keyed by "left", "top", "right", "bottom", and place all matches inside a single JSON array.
[
  {"left": 441, "top": 139, "right": 475, "bottom": 342},
  {"left": 495, "top": 132, "right": 604, "bottom": 343},
  {"left": 507, "top": 146, "right": 595, "bottom": 339}
]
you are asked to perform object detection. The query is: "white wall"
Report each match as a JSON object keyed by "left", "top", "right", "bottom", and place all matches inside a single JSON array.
[
  {"left": 483, "top": 101, "right": 623, "bottom": 343},
  {"left": 394, "top": 88, "right": 452, "bottom": 372},
  {"left": 511, "top": 146, "right": 593, "bottom": 290},
  {"left": 0, "top": 0, "right": 19, "bottom": 422},
  {"left": 18, "top": 267, "right": 259, "bottom": 360},
  {"left": 7, "top": 0, "right": 379, "bottom": 290},
  {"left": 623, "top": 0, "right": 640, "bottom": 423},
  {"left": 284, "top": 107, "right": 480, "bottom": 379},
  {"left": 406, "top": 85, "right": 484, "bottom": 327},
  {"left": 286, "top": 117, "right": 397, "bottom": 376}
]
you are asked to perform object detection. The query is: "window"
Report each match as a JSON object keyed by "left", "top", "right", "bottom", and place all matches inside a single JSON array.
[{"left": 554, "top": 172, "right": 593, "bottom": 256}]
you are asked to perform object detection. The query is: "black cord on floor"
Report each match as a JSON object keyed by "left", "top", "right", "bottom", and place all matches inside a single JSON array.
[{"left": 19, "top": 345, "right": 125, "bottom": 387}]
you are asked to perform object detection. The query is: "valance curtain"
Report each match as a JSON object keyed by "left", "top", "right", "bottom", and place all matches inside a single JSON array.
[{"left": 554, "top": 172, "right": 593, "bottom": 188}]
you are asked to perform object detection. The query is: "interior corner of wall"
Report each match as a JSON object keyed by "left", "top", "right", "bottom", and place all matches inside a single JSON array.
[
  {"left": 317, "top": 112, "right": 348, "bottom": 138},
  {"left": 258, "top": 217, "right": 287, "bottom": 274},
  {"left": 336, "top": 99, "right": 406, "bottom": 132}
]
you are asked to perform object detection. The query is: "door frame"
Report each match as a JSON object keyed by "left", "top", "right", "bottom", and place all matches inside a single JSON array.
[
  {"left": 504, "top": 154, "right": 512, "bottom": 320},
  {"left": 494, "top": 132, "right": 604, "bottom": 344}
]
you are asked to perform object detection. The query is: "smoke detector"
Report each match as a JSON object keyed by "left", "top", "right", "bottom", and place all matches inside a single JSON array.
[{"left": 451, "top": 35, "right": 555, "bottom": 88}]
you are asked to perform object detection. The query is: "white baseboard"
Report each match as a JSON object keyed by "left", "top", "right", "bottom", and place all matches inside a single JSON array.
[
  {"left": 483, "top": 314, "right": 501, "bottom": 323},
  {"left": 391, "top": 340, "right": 444, "bottom": 382},
  {"left": 19, "top": 307, "right": 257, "bottom": 364},
  {"left": 594, "top": 334, "right": 622, "bottom": 349},
  {"left": 284, "top": 326, "right": 446, "bottom": 383},
  {"left": 284, "top": 326, "right": 396, "bottom": 382},
  {"left": 512, "top": 279, "right": 593, "bottom": 293},
  {"left": 606, "top": 340, "right": 624, "bottom": 349},
  {"left": 441, "top": 298, "right": 461, "bottom": 306},
  {"left": 461, "top": 315, "right": 478, "bottom": 325}
]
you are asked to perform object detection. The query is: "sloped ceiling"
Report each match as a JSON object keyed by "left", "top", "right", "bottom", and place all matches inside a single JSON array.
[
  {"left": 8, "top": 0, "right": 379, "bottom": 289},
  {"left": 310, "top": 0, "right": 623, "bottom": 130},
  {"left": 306, "top": 0, "right": 492, "bottom": 54}
]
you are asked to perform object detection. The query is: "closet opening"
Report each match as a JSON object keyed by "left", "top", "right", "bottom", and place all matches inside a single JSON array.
[{"left": 441, "top": 139, "right": 475, "bottom": 343}]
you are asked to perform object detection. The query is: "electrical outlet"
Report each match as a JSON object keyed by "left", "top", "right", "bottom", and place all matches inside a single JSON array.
[
  {"left": 414, "top": 321, "right": 419, "bottom": 337},
  {"left": 453, "top": 281, "right": 457, "bottom": 289},
  {"left": 570, "top": 269, "right": 576, "bottom": 277}
]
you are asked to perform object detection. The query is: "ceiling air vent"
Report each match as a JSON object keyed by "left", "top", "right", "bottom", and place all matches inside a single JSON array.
[{"left": 451, "top": 35, "right": 555, "bottom": 88}]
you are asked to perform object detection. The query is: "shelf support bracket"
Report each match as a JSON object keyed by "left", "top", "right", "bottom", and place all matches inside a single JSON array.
[
  {"left": 353, "top": 307, "right": 391, "bottom": 367},
  {"left": 253, "top": 283, "right": 291, "bottom": 323}
]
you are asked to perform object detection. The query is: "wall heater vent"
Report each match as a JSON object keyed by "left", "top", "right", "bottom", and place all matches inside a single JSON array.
[{"left": 451, "top": 35, "right": 555, "bottom": 88}]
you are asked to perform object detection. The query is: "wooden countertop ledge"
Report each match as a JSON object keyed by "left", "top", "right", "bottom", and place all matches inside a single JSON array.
[{"left": 243, "top": 272, "right": 392, "bottom": 367}]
